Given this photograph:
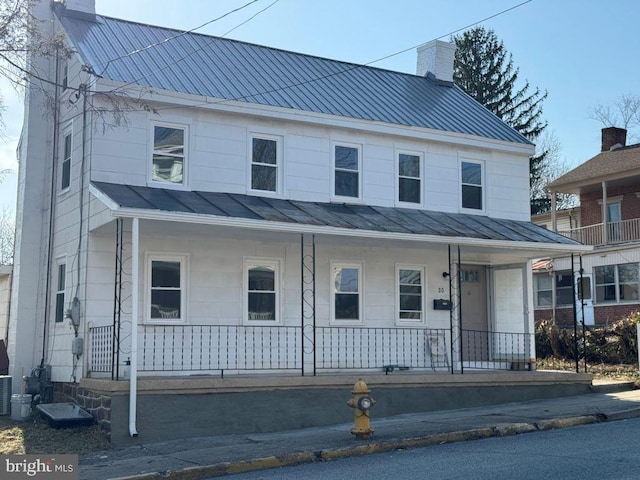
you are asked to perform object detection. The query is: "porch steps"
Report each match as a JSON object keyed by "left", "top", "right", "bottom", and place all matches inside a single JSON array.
[{"left": 591, "top": 380, "right": 636, "bottom": 394}]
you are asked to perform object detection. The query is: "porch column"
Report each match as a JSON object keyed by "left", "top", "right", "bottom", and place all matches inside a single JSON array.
[
  {"left": 551, "top": 192, "right": 557, "bottom": 232},
  {"left": 601, "top": 181, "right": 608, "bottom": 245},
  {"left": 129, "top": 217, "right": 139, "bottom": 437}
]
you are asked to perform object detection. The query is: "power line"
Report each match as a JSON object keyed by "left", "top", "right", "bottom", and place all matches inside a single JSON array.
[{"left": 98, "top": 0, "right": 260, "bottom": 77}]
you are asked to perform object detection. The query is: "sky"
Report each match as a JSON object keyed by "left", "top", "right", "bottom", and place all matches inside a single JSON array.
[{"left": 1, "top": 0, "right": 639, "bottom": 213}]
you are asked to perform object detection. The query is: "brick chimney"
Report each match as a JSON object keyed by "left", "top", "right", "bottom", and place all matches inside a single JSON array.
[
  {"left": 416, "top": 40, "right": 456, "bottom": 85},
  {"left": 601, "top": 127, "right": 627, "bottom": 152}
]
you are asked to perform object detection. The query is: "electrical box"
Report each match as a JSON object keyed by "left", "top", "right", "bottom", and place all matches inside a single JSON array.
[
  {"left": 433, "top": 299, "right": 452, "bottom": 310},
  {"left": 72, "top": 337, "right": 84, "bottom": 356}
]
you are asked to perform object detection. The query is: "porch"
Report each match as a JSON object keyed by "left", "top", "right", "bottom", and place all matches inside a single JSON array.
[{"left": 558, "top": 218, "right": 640, "bottom": 246}]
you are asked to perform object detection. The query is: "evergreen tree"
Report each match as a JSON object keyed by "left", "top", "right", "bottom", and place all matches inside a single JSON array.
[{"left": 452, "top": 27, "right": 549, "bottom": 213}]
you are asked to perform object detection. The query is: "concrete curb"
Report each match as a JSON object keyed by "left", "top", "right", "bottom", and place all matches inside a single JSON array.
[{"left": 106, "top": 412, "right": 638, "bottom": 480}]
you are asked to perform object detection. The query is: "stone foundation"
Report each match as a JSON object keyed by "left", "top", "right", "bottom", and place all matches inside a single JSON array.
[{"left": 53, "top": 382, "right": 112, "bottom": 434}]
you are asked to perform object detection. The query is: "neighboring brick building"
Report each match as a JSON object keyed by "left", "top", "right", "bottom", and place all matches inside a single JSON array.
[{"left": 532, "top": 127, "right": 640, "bottom": 327}]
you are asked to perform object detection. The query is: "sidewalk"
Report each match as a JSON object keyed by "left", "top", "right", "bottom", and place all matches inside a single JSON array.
[{"left": 79, "top": 386, "right": 640, "bottom": 480}]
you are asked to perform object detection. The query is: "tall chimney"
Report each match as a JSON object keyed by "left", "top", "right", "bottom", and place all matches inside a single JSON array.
[
  {"left": 416, "top": 40, "right": 456, "bottom": 85},
  {"left": 63, "top": 0, "right": 95, "bottom": 15},
  {"left": 601, "top": 127, "right": 627, "bottom": 152}
]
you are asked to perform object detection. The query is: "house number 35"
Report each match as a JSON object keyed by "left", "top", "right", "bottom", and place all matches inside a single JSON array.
[{"left": 437, "top": 287, "right": 445, "bottom": 294}]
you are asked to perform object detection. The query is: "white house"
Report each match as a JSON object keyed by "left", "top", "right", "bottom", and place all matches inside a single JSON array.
[{"left": 7, "top": 0, "right": 588, "bottom": 442}]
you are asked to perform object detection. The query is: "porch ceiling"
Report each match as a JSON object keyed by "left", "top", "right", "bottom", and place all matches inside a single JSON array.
[{"left": 90, "top": 182, "right": 589, "bottom": 258}]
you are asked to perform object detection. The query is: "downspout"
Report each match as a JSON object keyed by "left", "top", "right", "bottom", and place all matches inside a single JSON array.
[{"left": 129, "top": 217, "right": 139, "bottom": 437}]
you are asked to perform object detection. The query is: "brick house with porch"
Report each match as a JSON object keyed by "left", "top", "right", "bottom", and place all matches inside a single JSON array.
[{"left": 533, "top": 127, "right": 640, "bottom": 327}]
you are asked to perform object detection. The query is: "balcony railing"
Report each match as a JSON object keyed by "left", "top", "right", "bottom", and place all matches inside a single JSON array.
[
  {"left": 89, "top": 324, "right": 534, "bottom": 377},
  {"left": 558, "top": 218, "right": 640, "bottom": 245}
]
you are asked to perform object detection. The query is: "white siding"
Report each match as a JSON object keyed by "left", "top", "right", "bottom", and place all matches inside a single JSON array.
[{"left": 88, "top": 101, "right": 532, "bottom": 221}]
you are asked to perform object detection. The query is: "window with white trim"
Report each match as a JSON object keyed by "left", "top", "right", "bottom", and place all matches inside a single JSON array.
[
  {"left": 397, "top": 266, "right": 425, "bottom": 323},
  {"left": 595, "top": 263, "right": 639, "bottom": 303},
  {"left": 334, "top": 144, "right": 360, "bottom": 199},
  {"left": 55, "top": 263, "right": 66, "bottom": 323},
  {"left": 60, "top": 130, "right": 71, "bottom": 191},
  {"left": 461, "top": 160, "right": 483, "bottom": 210},
  {"left": 331, "top": 262, "right": 362, "bottom": 322},
  {"left": 62, "top": 62, "right": 68, "bottom": 91},
  {"left": 245, "top": 259, "right": 279, "bottom": 322},
  {"left": 147, "top": 254, "right": 188, "bottom": 322},
  {"left": 151, "top": 125, "right": 186, "bottom": 185},
  {"left": 251, "top": 136, "right": 279, "bottom": 192},
  {"left": 534, "top": 271, "right": 572, "bottom": 308},
  {"left": 398, "top": 152, "right": 421, "bottom": 204}
]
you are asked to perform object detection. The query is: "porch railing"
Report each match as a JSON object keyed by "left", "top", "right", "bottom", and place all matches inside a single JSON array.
[
  {"left": 88, "top": 324, "right": 534, "bottom": 376},
  {"left": 315, "top": 326, "right": 451, "bottom": 371},
  {"left": 461, "top": 329, "right": 534, "bottom": 371},
  {"left": 559, "top": 218, "right": 640, "bottom": 245}
]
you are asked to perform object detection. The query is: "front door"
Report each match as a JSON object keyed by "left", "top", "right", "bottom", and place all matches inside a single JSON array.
[
  {"left": 460, "top": 265, "right": 488, "bottom": 361},
  {"left": 576, "top": 273, "right": 595, "bottom": 326}
]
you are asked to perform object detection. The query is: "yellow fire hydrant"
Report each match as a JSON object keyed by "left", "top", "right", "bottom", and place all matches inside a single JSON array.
[{"left": 347, "top": 379, "right": 375, "bottom": 439}]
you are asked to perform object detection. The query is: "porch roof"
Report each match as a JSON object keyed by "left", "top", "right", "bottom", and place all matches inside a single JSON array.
[{"left": 91, "top": 182, "right": 587, "bottom": 253}]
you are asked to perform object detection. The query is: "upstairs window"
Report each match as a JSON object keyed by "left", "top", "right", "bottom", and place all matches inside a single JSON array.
[
  {"left": 398, "top": 153, "right": 421, "bottom": 204},
  {"left": 60, "top": 130, "right": 71, "bottom": 191},
  {"left": 334, "top": 144, "right": 360, "bottom": 199},
  {"left": 62, "top": 62, "right": 68, "bottom": 91},
  {"left": 251, "top": 136, "right": 279, "bottom": 192},
  {"left": 461, "top": 160, "right": 483, "bottom": 210},
  {"left": 152, "top": 125, "right": 185, "bottom": 185}
]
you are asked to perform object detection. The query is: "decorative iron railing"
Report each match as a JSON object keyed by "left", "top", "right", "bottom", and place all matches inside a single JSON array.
[
  {"left": 315, "top": 326, "right": 451, "bottom": 371},
  {"left": 461, "top": 329, "right": 534, "bottom": 371},
  {"left": 88, "top": 324, "right": 534, "bottom": 376},
  {"left": 559, "top": 218, "right": 640, "bottom": 245}
]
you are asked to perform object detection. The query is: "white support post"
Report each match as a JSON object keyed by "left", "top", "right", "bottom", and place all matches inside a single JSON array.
[
  {"left": 129, "top": 218, "right": 139, "bottom": 437},
  {"left": 602, "top": 181, "right": 608, "bottom": 245}
]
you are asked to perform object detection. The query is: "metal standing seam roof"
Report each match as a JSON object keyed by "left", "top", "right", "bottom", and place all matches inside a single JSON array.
[
  {"left": 92, "top": 182, "right": 579, "bottom": 246},
  {"left": 55, "top": 6, "right": 531, "bottom": 146}
]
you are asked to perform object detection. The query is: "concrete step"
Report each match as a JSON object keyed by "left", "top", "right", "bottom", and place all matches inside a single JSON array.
[{"left": 591, "top": 380, "right": 636, "bottom": 394}]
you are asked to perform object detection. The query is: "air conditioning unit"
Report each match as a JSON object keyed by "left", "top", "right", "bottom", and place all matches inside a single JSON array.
[{"left": 0, "top": 376, "right": 11, "bottom": 415}]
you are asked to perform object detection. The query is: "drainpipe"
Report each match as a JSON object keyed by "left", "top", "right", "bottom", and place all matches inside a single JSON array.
[
  {"left": 551, "top": 192, "right": 557, "bottom": 232},
  {"left": 129, "top": 217, "right": 139, "bottom": 437}
]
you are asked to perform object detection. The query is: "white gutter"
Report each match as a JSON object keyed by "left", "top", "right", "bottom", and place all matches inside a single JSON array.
[{"left": 129, "top": 217, "right": 139, "bottom": 437}]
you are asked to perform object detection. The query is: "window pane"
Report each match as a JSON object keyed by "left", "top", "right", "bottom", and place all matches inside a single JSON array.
[
  {"left": 400, "top": 294, "right": 422, "bottom": 311},
  {"left": 595, "top": 266, "right": 615, "bottom": 284},
  {"left": 556, "top": 287, "right": 573, "bottom": 306},
  {"left": 400, "top": 269, "right": 421, "bottom": 285},
  {"left": 251, "top": 164, "right": 277, "bottom": 191},
  {"left": 55, "top": 292, "right": 65, "bottom": 323},
  {"left": 462, "top": 185, "right": 482, "bottom": 210},
  {"left": 400, "top": 311, "right": 422, "bottom": 320},
  {"left": 252, "top": 138, "right": 277, "bottom": 165},
  {"left": 58, "top": 264, "right": 66, "bottom": 289},
  {"left": 61, "top": 160, "right": 71, "bottom": 190},
  {"left": 618, "top": 264, "right": 638, "bottom": 283},
  {"left": 536, "top": 274, "right": 551, "bottom": 290},
  {"left": 399, "top": 178, "right": 420, "bottom": 203},
  {"left": 334, "top": 267, "right": 359, "bottom": 293},
  {"left": 152, "top": 155, "right": 183, "bottom": 183},
  {"left": 151, "top": 290, "right": 181, "bottom": 318},
  {"left": 335, "top": 293, "right": 359, "bottom": 319},
  {"left": 555, "top": 272, "right": 572, "bottom": 287},
  {"left": 461, "top": 162, "right": 481, "bottom": 185},
  {"left": 578, "top": 276, "right": 591, "bottom": 300},
  {"left": 596, "top": 284, "right": 616, "bottom": 302},
  {"left": 152, "top": 261, "right": 181, "bottom": 288},
  {"left": 400, "top": 285, "right": 421, "bottom": 295},
  {"left": 154, "top": 126, "right": 184, "bottom": 155},
  {"left": 335, "top": 171, "right": 359, "bottom": 197},
  {"left": 537, "top": 291, "right": 552, "bottom": 307},
  {"left": 335, "top": 146, "right": 358, "bottom": 170},
  {"left": 249, "top": 266, "right": 275, "bottom": 291},
  {"left": 399, "top": 154, "right": 419, "bottom": 177},
  {"left": 620, "top": 283, "right": 639, "bottom": 301},
  {"left": 64, "top": 134, "right": 72, "bottom": 159},
  {"left": 248, "top": 292, "right": 276, "bottom": 320}
]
